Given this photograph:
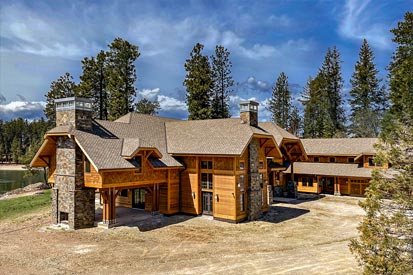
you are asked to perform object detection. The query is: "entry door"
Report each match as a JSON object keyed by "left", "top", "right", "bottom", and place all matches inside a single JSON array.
[
  {"left": 322, "top": 177, "right": 334, "bottom": 194},
  {"left": 133, "top": 189, "right": 145, "bottom": 209},
  {"left": 202, "top": 192, "right": 213, "bottom": 215}
]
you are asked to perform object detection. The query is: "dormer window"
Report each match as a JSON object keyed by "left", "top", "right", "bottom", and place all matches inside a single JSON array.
[
  {"left": 368, "top": 158, "right": 375, "bottom": 167},
  {"left": 329, "top": 157, "right": 335, "bottom": 163},
  {"left": 129, "top": 156, "right": 142, "bottom": 172},
  {"left": 313, "top": 157, "right": 319, "bottom": 162},
  {"left": 348, "top": 157, "right": 355, "bottom": 163}
]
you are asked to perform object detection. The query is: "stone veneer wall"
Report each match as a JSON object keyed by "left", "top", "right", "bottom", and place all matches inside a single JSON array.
[
  {"left": 240, "top": 111, "right": 258, "bottom": 127},
  {"left": 56, "top": 109, "right": 92, "bottom": 131},
  {"left": 247, "top": 138, "right": 263, "bottom": 220},
  {"left": 53, "top": 136, "right": 95, "bottom": 229}
]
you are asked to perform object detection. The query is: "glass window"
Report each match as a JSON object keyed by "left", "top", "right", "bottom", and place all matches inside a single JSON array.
[
  {"left": 308, "top": 178, "right": 313, "bottom": 187},
  {"left": 129, "top": 156, "right": 142, "bottom": 172},
  {"left": 239, "top": 161, "right": 244, "bottom": 170},
  {"left": 368, "top": 158, "right": 375, "bottom": 167},
  {"left": 84, "top": 157, "right": 91, "bottom": 173},
  {"left": 329, "top": 157, "right": 335, "bottom": 163},
  {"left": 201, "top": 173, "right": 213, "bottom": 189},
  {"left": 240, "top": 193, "right": 245, "bottom": 212},
  {"left": 201, "top": 161, "right": 213, "bottom": 169},
  {"left": 239, "top": 175, "right": 244, "bottom": 191},
  {"left": 348, "top": 157, "right": 355, "bottom": 163},
  {"left": 259, "top": 161, "right": 264, "bottom": 169},
  {"left": 302, "top": 177, "right": 307, "bottom": 187},
  {"left": 120, "top": 189, "right": 128, "bottom": 197},
  {"left": 313, "top": 157, "right": 319, "bottom": 162}
]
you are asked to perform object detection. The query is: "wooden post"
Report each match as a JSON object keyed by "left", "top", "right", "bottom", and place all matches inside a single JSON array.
[{"left": 101, "top": 188, "right": 118, "bottom": 226}]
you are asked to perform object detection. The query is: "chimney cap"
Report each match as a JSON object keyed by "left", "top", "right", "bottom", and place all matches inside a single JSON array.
[
  {"left": 240, "top": 100, "right": 259, "bottom": 113},
  {"left": 55, "top": 97, "right": 93, "bottom": 111}
]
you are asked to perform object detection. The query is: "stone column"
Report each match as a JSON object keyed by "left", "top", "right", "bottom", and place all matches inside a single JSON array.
[
  {"left": 54, "top": 136, "right": 95, "bottom": 229},
  {"left": 247, "top": 138, "right": 263, "bottom": 221}
]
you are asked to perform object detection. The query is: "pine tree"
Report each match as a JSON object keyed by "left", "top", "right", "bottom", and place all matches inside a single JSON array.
[
  {"left": 184, "top": 43, "right": 213, "bottom": 120},
  {"left": 268, "top": 72, "right": 292, "bottom": 129},
  {"left": 78, "top": 50, "right": 108, "bottom": 120},
  {"left": 318, "top": 46, "right": 346, "bottom": 137},
  {"left": 135, "top": 98, "right": 161, "bottom": 116},
  {"left": 44, "top": 72, "right": 77, "bottom": 123},
  {"left": 210, "top": 45, "right": 233, "bottom": 118},
  {"left": 10, "top": 137, "right": 21, "bottom": 163},
  {"left": 349, "top": 39, "right": 386, "bottom": 137},
  {"left": 106, "top": 38, "right": 140, "bottom": 120},
  {"left": 288, "top": 105, "right": 302, "bottom": 136},
  {"left": 350, "top": 12, "right": 413, "bottom": 274},
  {"left": 302, "top": 76, "right": 329, "bottom": 138}
]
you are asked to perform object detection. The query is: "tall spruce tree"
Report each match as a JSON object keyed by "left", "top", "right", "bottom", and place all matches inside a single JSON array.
[
  {"left": 106, "top": 38, "right": 140, "bottom": 120},
  {"left": 350, "top": 12, "right": 413, "bottom": 274},
  {"left": 349, "top": 39, "right": 386, "bottom": 137},
  {"left": 78, "top": 50, "right": 108, "bottom": 120},
  {"left": 268, "top": 72, "right": 292, "bottom": 129},
  {"left": 184, "top": 43, "right": 213, "bottom": 120},
  {"left": 319, "top": 46, "right": 346, "bottom": 137},
  {"left": 302, "top": 75, "right": 330, "bottom": 138},
  {"left": 210, "top": 45, "right": 233, "bottom": 118},
  {"left": 44, "top": 72, "right": 77, "bottom": 123},
  {"left": 288, "top": 105, "right": 302, "bottom": 136}
]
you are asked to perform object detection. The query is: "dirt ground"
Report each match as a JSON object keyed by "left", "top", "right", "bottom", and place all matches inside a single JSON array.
[{"left": 0, "top": 196, "right": 364, "bottom": 275}]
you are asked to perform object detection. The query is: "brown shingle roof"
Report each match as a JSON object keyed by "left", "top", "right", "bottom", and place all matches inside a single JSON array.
[
  {"left": 301, "top": 138, "right": 378, "bottom": 156},
  {"left": 73, "top": 129, "right": 135, "bottom": 170},
  {"left": 284, "top": 162, "right": 373, "bottom": 178},
  {"left": 165, "top": 118, "right": 275, "bottom": 155},
  {"left": 95, "top": 113, "right": 182, "bottom": 168},
  {"left": 259, "top": 122, "right": 299, "bottom": 145}
]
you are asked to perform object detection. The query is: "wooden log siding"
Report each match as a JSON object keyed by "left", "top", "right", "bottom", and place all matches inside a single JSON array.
[
  {"left": 84, "top": 162, "right": 102, "bottom": 187},
  {"left": 297, "top": 175, "right": 318, "bottom": 193},
  {"left": 48, "top": 154, "right": 57, "bottom": 184}
]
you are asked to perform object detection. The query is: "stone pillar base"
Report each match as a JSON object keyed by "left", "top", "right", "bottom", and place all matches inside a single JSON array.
[{"left": 97, "top": 221, "right": 118, "bottom": 229}]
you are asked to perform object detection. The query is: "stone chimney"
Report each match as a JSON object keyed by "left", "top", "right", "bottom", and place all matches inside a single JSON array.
[
  {"left": 240, "top": 100, "right": 259, "bottom": 127},
  {"left": 55, "top": 97, "right": 93, "bottom": 131}
]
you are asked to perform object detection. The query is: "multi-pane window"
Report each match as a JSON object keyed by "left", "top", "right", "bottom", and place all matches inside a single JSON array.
[
  {"left": 348, "top": 157, "right": 355, "bottom": 163},
  {"left": 314, "top": 157, "right": 319, "bottom": 162},
  {"left": 302, "top": 177, "right": 314, "bottom": 187},
  {"left": 329, "top": 157, "right": 335, "bottom": 163},
  {"left": 259, "top": 161, "right": 264, "bottom": 169},
  {"left": 201, "top": 173, "right": 213, "bottom": 189},
  {"left": 201, "top": 161, "right": 213, "bottom": 169},
  {"left": 368, "top": 158, "right": 375, "bottom": 167},
  {"left": 240, "top": 192, "right": 245, "bottom": 212},
  {"left": 239, "top": 161, "right": 245, "bottom": 170}
]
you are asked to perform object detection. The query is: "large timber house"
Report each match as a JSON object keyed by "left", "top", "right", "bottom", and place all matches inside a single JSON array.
[{"left": 31, "top": 97, "right": 382, "bottom": 229}]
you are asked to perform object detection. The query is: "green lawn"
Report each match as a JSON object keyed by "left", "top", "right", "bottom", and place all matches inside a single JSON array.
[{"left": 0, "top": 189, "right": 52, "bottom": 220}]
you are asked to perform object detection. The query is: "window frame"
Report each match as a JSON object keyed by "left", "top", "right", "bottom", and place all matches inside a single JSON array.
[{"left": 84, "top": 156, "right": 91, "bottom": 173}]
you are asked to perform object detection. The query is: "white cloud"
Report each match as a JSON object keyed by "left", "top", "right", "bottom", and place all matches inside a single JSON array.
[
  {"left": 138, "top": 88, "right": 160, "bottom": 101},
  {"left": 339, "top": 0, "right": 392, "bottom": 50},
  {"left": 0, "top": 101, "right": 45, "bottom": 121},
  {"left": 157, "top": 95, "right": 187, "bottom": 111}
]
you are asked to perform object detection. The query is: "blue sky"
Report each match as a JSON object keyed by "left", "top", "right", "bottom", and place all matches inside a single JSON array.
[{"left": 0, "top": 0, "right": 411, "bottom": 121}]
